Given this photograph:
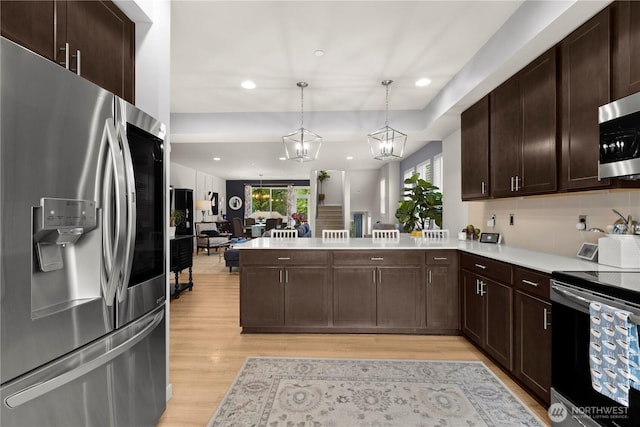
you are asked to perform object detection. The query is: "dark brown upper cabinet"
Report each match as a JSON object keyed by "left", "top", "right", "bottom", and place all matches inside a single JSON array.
[
  {"left": 1, "top": 1, "right": 135, "bottom": 103},
  {"left": 491, "top": 48, "right": 557, "bottom": 198},
  {"left": 461, "top": 96, "right": 490, "bottom": 200},
  {"left": 611, "top": 1, "right": 640, "bottom": 100},
  {"left": 559, "top": 9, "right": 611, "bottom": 191}
]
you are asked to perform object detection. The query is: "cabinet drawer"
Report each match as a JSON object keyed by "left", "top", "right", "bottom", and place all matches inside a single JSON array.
[
  {"left": 425, "top": 250, "right": 457, "bottom": 265},
  {"left": 514, "top": 267, "right": 550, "bottom": 301},
  {"left": 241, "top": 250, "right": 328, "bottom": 266},
  {"left": 332, "top": 251, "right": 423, "bottom": 266},
  {"left": 460, "top": 253, "right": 512, "bottom": 284}
]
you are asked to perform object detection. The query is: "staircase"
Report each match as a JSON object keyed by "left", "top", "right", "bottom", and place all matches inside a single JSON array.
[{"left": 315, "top": 205, "right": 344, "bottom": 236}]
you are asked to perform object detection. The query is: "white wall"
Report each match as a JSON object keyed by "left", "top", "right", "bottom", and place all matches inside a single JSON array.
[
  {"left": 374, "top": 162, "right": 400, "bottom": 225},
  {"left": 442, "top": 129, "right": 468, "bottom": 233},
  {"left": 170, "top": 163, "right": 226, "bottom": 221},
  {"left": 195, "top": 171, "right": 227, "bottom": 222},
  {"left": 321, "top": 170, "right": 343, "bottom": 205}
]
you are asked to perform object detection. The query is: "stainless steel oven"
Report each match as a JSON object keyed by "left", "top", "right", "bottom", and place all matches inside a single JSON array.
[
  {"left": 599, "top": 92, "right": 640, "bottom": 181},
  {"left": 551, "top": 271, "right": 640, "bottom": 426}
]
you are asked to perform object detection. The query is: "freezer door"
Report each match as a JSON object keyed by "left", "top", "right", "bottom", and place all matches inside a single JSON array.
[
  {"left": 1, "top": 38, "right": 116, "bottom": 383},
  {"left": 0, "top": 306, "right": 166, "bottom": 427}
]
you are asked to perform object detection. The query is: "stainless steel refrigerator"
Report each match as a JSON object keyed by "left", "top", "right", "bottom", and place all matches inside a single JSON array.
[{"left": 0, "top": 37, "right": 167, "bottom": 426}]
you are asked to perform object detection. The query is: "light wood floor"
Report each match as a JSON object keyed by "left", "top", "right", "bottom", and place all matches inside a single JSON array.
[{"left": 157, "top": 256, "right": 550, "bottom": 426}]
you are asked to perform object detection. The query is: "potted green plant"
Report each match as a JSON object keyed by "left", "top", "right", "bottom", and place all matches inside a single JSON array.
[
  {"left": 169, "top": 209, "right": 186, "bottom": 237},
  {"left": 317, "top": 170, "right": 330, "bottom": 204},
  {"left": 395, "top": 172, "right": 443, "bottom": 233}
]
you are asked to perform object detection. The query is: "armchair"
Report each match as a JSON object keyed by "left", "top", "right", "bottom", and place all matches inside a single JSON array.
[{"left": 195, "top": 222, "right": 231, "bottom": 255}]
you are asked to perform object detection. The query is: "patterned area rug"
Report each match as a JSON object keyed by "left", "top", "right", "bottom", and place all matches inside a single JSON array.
[{"left": 208, "top": 357, "right": 544, "bottom": 427}]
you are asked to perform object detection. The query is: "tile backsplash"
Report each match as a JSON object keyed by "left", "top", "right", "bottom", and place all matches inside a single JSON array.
[{"left": 467, "top": 189, "right": 640, "bottom": 258}]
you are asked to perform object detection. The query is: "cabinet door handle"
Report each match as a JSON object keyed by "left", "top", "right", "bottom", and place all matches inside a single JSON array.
[
  {"left": 510, "top": 176, "right": 514, "bottom": 192},
  {"left": 428, "top": 270, "right": 432, "bottom": 284},
  {"left": 433, "top": 257, "right": 448, "bottom": 261},
  {"left": 515, "top": 175, "right": 521, "bottom": 191},
  {"left": 543, "top": 308, "right": 551, "bottom": 330},
  {"left": 378, "top": 269, "right": 382, "bottom": 284},
  {"left": 480, "top": 281, "right": 486, "bottom": 296},
  {"left": 370, "top": 257, "right": 384, "bottom": 261},
  {"left": 372, "top": 269, "right": 377, "bottom": 283},
  {"left": 59, "top": 43, "right": 70, "bottom": 69},
  {"left": 481, "top": 181, "right": 486, "bottom": 195},
  {"left": 285, "top": 270, "right": 289, "bottom": 284},
  {"left": 279, "top": 270, "right": 283, "bottom": 283},
  {"left": 277, "top": 257, "right": 291, "bottom": 260},
  {"left": 474, "top": 263, "right": 486, "bottom": 270},
  {"left": 71, "top": 49, "right": 81, "bottom": 75},
  {"left": 475, "top": 279, "right": 480, "bottom": 295},
  {"left": 522, "top": 279, "right": 539, "bottom": 287}
]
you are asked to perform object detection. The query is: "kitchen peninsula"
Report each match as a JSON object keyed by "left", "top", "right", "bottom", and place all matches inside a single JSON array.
[{"left": 236, "top": 235, "right": 616, "bottom": 334}]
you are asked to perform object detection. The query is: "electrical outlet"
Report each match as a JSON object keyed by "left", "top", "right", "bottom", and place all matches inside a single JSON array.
[
  {"left": 578, "top": 215, "right": 587, "bottom": 231},
  {"left": 487, "top": 214, "right": 496, "bottom": 228},
  {"left": 509, "top": 213, "right": 514, "bottom": 226}
]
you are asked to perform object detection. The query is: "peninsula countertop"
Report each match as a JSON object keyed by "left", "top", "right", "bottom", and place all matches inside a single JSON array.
[{"left": 233, "top": 235, "right": 637, "bottom": 274}]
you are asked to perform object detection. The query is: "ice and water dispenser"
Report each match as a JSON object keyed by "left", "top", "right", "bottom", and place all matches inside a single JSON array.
[{"left": 31, "top": 198, "right": 101, "bottom": 318}]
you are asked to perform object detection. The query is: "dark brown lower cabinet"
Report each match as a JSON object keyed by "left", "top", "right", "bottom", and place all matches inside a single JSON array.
[
  {"left": 376, "top": 267, "right": 423, "bottom": 328},
  {"left": 241, "top": 265, "right": 329, "bottom": 327},
  {"left": 332, "top": 266, "right": 423, "bottom": 328},
  {"left": 426, "top": 251, "right": 459, "bottom": 332},
  {"left": 240, "top": 267, "right": 284, "bottom": 326},
  {"left": 461, "top": 270, "right": 513, "bottom": 371},
  {"left": 514, "top": 290, "right": 551, "bottom": 405},
  {"left": 332, "top": 267, "right": 377, "bottom": 327},
  {"left": 284, "top": 267, "right": 329, "bottom": 326}
]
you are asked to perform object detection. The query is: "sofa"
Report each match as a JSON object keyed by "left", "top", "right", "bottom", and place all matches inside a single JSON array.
[{"left": 195, "top": 222, "right": 231, "bottom": 255}]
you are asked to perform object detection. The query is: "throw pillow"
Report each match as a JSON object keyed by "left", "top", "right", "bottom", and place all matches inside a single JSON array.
[{"left": 202, "top": 230, "right": 220, "bottom": 237}]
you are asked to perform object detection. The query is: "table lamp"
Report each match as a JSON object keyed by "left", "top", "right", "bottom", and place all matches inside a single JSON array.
[{"left": 195, "top": 200, "right": 209, "bottom": 222}]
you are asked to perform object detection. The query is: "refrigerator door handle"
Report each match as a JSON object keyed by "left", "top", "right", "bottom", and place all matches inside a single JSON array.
[
  {"left": 4, "top": 310, "right": 164, "bottom": 409},
  {"left": 116, "top": 123, "right": 136, "bottom": 302},
  {"left": 97, "top": 120, "right": 127, "bottom": 304}
]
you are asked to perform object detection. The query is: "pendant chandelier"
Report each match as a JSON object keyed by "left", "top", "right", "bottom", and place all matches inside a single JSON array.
[
  {"left": 367, "top": 80, "right": 407, "bottom": 160},
  {"left": 282, "top": 82, "right": 322, "bottom": 162}
]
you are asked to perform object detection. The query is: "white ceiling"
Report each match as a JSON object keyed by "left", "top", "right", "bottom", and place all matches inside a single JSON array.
[{"left": 169, "top": 0, "right": 610, "bottom": 181}]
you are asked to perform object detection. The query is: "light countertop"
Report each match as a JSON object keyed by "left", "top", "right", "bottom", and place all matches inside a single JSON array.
[{"left": 233, "top": 235, "right": 638, "bottom": 274}]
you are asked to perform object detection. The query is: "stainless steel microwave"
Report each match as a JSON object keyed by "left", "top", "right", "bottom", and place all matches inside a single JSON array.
[{"left": 599, "top": 92, "right": 640, "bottom": 181}]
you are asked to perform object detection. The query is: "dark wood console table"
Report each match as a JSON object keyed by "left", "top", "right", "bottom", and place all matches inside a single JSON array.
[{"left": 170, "top": 235, "right": 194, "bottom": 298}]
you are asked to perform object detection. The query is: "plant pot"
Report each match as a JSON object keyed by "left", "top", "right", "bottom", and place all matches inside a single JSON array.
[
  {"left": 169, "top": 226, "right": 176, "bottom": 238},
  {"left": 318, "top": 194, "right": 325, "bottom": 204}
]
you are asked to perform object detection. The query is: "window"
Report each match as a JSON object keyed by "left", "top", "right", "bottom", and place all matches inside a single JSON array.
[
  {"left": 433, "top": 154, "right": 443, "bottom": 192},
  {"left": 380, "top": 178, "right": 386, "bottom": 214},
  {"left": 403, "top": 168, "right": 415, "bottom": 182},
  {"left": 251, "top": 187, "right": 287, "bottom": 217},
  {"left": 294, "top": 188, "right": 310, "bottom": 219},
  {"left": 417, "top": 160, "right": 431, "bottom": 183}
]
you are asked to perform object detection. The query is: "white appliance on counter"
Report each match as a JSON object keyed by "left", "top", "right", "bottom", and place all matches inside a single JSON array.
[
  {"left": 598, "top": 235, "right": 640, "bottom": 268},
  {"left": 1, "top": 38, "right": 167, "bottom": 425}
]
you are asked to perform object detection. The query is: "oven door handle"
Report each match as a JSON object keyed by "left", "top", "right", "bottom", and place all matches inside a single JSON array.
[
  {"left": 552, "top": 284, "right": 640, "bottom": 325},
  {"left": 552, "top": 285, "right": 591, "bottom": 310}
]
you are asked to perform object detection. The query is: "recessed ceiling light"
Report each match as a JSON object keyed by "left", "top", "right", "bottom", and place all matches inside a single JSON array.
[
  {"left": 279, "top": 157, "right": 286, "bottom": 161},
  {"left": 213, "top": 157, "right": 221, "bottom": 161},
  {"left": 415, "top": 78, "right": 431, "bottom": 87},
  {"left": 314, "top": 49, "right": 325, "bottom": 57},
  {"left": 241, "top": 80, "right": 256, "bottom": 89},
  {"left": 346, "top": 156, "right": 354, "bottom": 160}
]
